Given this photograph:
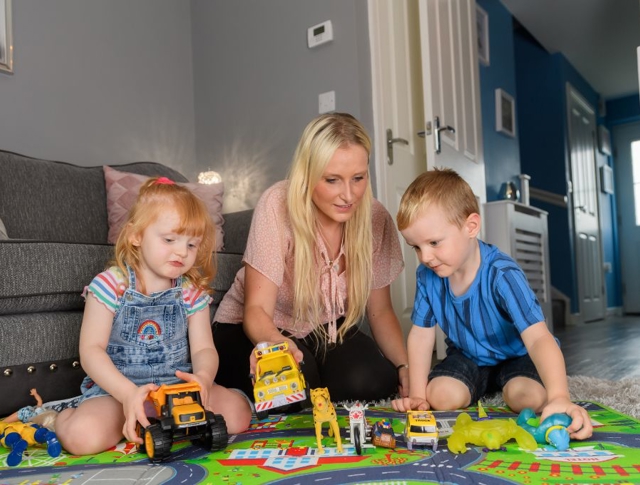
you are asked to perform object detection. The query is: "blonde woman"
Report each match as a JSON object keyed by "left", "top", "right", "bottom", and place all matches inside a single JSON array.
[{"left": 214, "top": 113, "right": 409, "bottom": 402}]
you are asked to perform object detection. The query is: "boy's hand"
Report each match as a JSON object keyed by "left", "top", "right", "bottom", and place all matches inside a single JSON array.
[
  {"left": 392, "top": 396, "right": 430, "bottom": 412},
  {"left": 541, "top": 397, "right": 593, "bottom": 440},
  {"left": 122, "top": 383, "right": 159, "bottom": 444}
]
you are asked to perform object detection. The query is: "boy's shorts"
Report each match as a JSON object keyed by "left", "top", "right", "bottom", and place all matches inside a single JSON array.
[{"left": 429, "top": 347, "right": 543, "bottom": 404}]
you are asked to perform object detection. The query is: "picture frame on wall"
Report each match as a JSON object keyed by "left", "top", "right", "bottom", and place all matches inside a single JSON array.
[
  {"left": 495, "top": 88, "right": 516, "bottom": 137},
  {"left": 0, "top": 0, "right": 13, "bottom": 74},
  {"left": 476, "top": 5, "right": 490, "bottom": 66},
  {"left": 598, "top": 125, "right": 612, "bottom": 156},
  {"left": 600, "top": 165, "right": 614, "bottom": 194}
]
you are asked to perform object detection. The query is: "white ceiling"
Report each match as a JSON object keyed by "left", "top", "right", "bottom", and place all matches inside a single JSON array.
[{"left": 500, "top": 0, "right": 640, "bottom": 100}]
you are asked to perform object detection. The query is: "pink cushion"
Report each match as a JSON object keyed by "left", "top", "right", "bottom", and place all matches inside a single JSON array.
[{"left": 103, "top": 165, "right": 224, "bottom": 250}]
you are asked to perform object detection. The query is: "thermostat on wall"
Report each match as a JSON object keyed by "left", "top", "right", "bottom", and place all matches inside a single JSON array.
[{"left": 308, "top": 20, "right": 333, "bottom": 48}]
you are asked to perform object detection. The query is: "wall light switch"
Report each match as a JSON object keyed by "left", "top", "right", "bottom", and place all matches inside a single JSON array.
[{"left": 318, "top": 91, "right": 335, "bottom": 114}]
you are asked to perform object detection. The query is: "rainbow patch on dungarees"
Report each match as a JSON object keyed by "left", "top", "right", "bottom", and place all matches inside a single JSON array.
[{"left": 137, "top": 320, "right": 162, "bottom": 340}]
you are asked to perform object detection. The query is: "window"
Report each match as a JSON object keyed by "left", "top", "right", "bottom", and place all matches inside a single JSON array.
[{"left": 633, "top": 141, "right": 640, "bottom": 226}]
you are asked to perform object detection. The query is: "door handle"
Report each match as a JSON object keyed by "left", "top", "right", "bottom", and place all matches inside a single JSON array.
[
  {"left": 417, "top": 121, "right": 432, "bottom": 138},
  {"left": 386, "top": 128, "right": 409, "bottom": 165},
  {"left": 434, "top": 116, "right": 455, "bottom": 154}
]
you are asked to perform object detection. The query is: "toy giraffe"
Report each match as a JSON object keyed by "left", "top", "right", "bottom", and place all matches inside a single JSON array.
[{"left": 310, "top": 388, "right": 343, "bottom": 454}]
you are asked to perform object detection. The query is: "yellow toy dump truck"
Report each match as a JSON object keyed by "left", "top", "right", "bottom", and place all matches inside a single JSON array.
[
  {"left": 138, "top": 382, "right": 228, "bottom": 462},
  {"left": 253, "top": 341, "right": 309, "bottom": 420}
]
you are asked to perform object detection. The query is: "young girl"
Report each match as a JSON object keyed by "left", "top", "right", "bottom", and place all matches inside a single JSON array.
[{"left": 56, "top": 177, "right": 252, "bottom": 455}]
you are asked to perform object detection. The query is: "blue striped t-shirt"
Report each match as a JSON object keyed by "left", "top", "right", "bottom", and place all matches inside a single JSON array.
[{"left": 411, "top": 240, "right": 545, "bottom": 366}]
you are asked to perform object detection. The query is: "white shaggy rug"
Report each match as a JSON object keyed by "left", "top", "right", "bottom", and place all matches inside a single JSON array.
[
  {"left": 481, "top": 375, "right": 640, "bottom": 419},
  {"left": 375, "top": 376, "right": 640, "bottom": 419}
]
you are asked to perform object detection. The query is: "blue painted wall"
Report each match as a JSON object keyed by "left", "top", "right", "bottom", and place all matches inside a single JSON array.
[
  {"left": 478, "top": 0, "right": 629, "bottom": 313},
  {"left": 514, "top": 33, "right": 577, "bottom": 310},
  {"left": 477, "top": 0, "right": 520, "bottom": 201},
  {"left": 607, "top": 94, "right": 640, "bottom": 126}
]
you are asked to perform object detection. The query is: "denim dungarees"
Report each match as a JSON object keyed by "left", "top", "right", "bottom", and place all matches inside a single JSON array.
[{"left": 80, "top": 265, "right": 191, "bottom": 401}]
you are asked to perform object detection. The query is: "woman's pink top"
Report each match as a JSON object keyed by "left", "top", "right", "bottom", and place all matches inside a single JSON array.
[{"left": 213, "top": 180, "right": 404, "bottom": 340}]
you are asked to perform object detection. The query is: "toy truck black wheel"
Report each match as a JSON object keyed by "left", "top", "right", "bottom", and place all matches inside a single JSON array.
[
  {"left": 136, "top": 417, "right": 159, "bottom": 454},
  {"left": 195, "top": 411, "right": 229, "bottom": 451},
  {"left": 136, "top": 422, "right": 146, "bottom": 454},
  {"left": 256, "top": 409, "right": 269, "bottom": 421},
  {"left": 354, "top": 424, "right": 363, "bottom": 455},
  {"left": 143, "top": 423, "right": 173, "bottom": 463}
]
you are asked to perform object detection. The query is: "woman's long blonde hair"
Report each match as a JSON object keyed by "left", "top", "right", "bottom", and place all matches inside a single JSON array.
[
  {"left": 112, "top": 178, "right": 217, "bottom": 295},
  {"left": 287, "top": 113, "right": 373, "bottom": 343}
]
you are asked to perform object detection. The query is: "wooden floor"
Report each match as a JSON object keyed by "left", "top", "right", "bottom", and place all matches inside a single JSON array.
[{"left": 555, "top": 315, "right": 640, "bottom": 380}]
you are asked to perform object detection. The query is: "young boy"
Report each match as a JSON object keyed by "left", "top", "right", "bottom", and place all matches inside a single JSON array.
[{"left": 391, "top": 168, "right": 592, "bottom": 440}]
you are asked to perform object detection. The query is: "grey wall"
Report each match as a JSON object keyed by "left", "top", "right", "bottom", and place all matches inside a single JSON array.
[
  {"left": 0, "top": 1, "right": 373, "bottom": 213},
  {"left": 191, "top": 0, "right": 373, "bottom": 212},
  {"left": 0, "top": 0, "right": 196, "bottom": 176}
]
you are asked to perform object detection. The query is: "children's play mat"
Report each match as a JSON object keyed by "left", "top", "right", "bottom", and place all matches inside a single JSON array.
[{"left": 2, "top": 401, "right": 640, "bottom": 485}]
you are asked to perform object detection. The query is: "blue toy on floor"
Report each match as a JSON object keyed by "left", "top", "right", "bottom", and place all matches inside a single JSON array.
[{"left": 516, "top": 407, "right": 572, "bottom": 451}]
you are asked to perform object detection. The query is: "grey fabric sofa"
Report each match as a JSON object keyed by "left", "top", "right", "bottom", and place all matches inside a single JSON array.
[{"left": 0, "top": 149, "right": 252, "bottom": 417}]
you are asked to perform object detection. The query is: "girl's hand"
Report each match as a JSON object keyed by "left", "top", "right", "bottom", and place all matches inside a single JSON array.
[
  {"left": 249, "top": 339, "right": 304, "bottom": 382},
  {"left": 541, "top": 397, "right": 593, "bottom": 440},
  {"left": 175, "top": 370, "right": 212, "bottom": 411},
  {"left": 392, "top": 396, "right": 430, "bottom": 412},
  {"left": 122, "top": 383, "right": 159, "bottom": 444}
]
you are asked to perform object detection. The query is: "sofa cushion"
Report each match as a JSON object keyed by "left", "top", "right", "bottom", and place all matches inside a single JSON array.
[
  {"left": 0, "top": 240, "right": 113, "bottom": 315},
  {"left": 0, "top": 149, "right": 188, "bottom": 243},
  {"left": 210, "top": 252, "right": 243, "bottom": 319},
  {"left": 104, "top": 166, "right": 225, "bottom": 250},
  {"left": 219, "top": 209, "right": 253, "bottom": 253}
]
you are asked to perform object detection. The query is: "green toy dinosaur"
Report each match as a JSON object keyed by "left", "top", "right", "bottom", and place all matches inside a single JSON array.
[{"left": 447, "top": 402, "right": 537, "bottom": 454}]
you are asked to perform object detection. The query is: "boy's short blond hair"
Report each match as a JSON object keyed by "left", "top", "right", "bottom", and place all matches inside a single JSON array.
[{"left": 397, "top": 168, "right": 479, "bottom": 230}]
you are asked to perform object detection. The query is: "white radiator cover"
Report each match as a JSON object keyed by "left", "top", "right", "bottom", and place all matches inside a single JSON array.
[{"left": 483, "top": 200, "right": 553, "bottom": 333}]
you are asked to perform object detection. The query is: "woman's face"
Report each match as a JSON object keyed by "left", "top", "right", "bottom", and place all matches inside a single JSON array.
[{"left": 312, "top": 143, "right": 369, "bottom": 227}]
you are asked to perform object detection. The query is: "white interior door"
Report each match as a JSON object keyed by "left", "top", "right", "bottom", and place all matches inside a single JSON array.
[
  {"left": 419, "top": 0, "right": 485, "bottom": 200},
  {"left": 566, "top": 84, "right": 605, "bottom": 322},
  {"left": 369, "top": 0, "right": 426, "bottom": 338},
  {"left": 613, "top": 121, "right": 640, "bottom": 314},
  {"left": 370, "top": 0, "right": 484, "bottom": 357}
]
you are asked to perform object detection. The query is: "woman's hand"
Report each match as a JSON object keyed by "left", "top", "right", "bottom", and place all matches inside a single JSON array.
[
  {"left": 397, "top": 365, "right": 410, "bottom": 398},
  {"left": 249, "top": 339, "right": 304, "bottom": 382},
  {"left": 121, "top": 383, "right": 159, "bottom": 444}
]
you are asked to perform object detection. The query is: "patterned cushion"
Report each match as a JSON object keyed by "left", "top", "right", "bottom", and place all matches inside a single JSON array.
[{"left": 104, "top": 166, "right": 225, "bottom": 250}]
